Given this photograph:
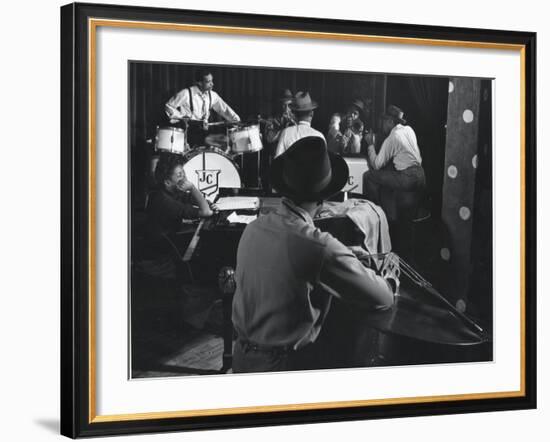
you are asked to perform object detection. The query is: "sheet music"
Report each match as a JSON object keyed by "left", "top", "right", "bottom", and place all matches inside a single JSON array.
[
  {"left": 227, "top": 211, "right": 257, "bottom": 224},
  {"left": 216, "top": 196, "right": 260, "bottom": 211}
]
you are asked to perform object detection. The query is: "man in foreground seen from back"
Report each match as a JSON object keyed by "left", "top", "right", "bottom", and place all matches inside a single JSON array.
[{"left": 232, "top": 136, "right": 397, "bottom": 373}]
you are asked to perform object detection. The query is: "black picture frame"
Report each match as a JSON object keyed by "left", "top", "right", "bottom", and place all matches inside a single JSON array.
[{"left": 60, "top": 2, "right": 537, "bottom": 438}]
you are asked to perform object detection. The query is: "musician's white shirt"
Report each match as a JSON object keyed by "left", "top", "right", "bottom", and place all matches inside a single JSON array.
[
  {"left": 367, "top": 124, "right": 422, "bottom": 171},
  {"left": 275, "top": 121, "right": 326, "bottom": 158},
  {"left": 165, "top": 85, "right": 240, "bottom": 123}
]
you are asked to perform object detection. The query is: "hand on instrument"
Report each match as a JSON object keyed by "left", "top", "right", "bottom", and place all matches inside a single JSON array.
[
  {"left": 349, "top": 246, "right": 371, "bottom": 260},
  {"left": 282, "top": 112, "right": 296, "bottom": 126},
  {"left": 381, "top": 252, "right": 401, "bottom": 295},
  {"left": 352, "top": 120, "right": 364, "bottom": 134},
  {"left": 363, "top": 131, "right": 375, "bottom": 146},
  {"left": 344, "top": 128, "right": 354, "bottom": 138},
  {"left": 209, "top": 202, "right": 219, "bottom": 212},
  {"left": 202, "top": 119, "right": 209, "bottom": 131}
]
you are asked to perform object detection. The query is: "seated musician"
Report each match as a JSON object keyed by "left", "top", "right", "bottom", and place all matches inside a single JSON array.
[
  {"left": 326, "top": 99, "right": 365, "bottom": 155},
  {"left": 274, "top": 91, "right": 325, "bottom": 158},
  {"left": 147, "top": 154, "right": 215, "bottom": 237},
  {"left": 165, "top": 68, "right": 241, "bottom": 146},
  {"left": 231, "top": 136, "right": 397, "bottom": 373},
  {"left": 362, "top": 105, "right": 425, "bottom": 221},
  {"left": 137, "top": 154, "right": 216, "bottom": 280}
]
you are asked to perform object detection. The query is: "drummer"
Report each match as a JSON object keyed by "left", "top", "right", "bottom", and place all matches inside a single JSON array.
[
  {"left": 165, "top": 68, "right": 241, "bottom": 147},
  {"left": 274, "top": 91, "right": 325, "bottom": 158}
]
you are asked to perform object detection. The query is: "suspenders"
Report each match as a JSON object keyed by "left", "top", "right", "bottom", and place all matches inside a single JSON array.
[
  {"left": 187, "top": 87, "right": 193, "bottom": 113},
  {"left": 187, "top": 87, "right": 212, "bottom": 119}
]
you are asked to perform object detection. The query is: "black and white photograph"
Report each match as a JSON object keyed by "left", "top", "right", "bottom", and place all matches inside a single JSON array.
[
  {"left": 129, "top": 61, "right": 494, "bottom": 378},
  {"left": 55, "top": 1, "right": 537, "bottom": 438}
]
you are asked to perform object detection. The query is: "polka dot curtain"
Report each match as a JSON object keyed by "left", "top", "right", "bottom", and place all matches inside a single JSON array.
[{"left": 441, "top": 77, "right": 483, "bottom": 310}]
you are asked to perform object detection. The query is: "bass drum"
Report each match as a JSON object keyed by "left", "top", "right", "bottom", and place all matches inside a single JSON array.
[{"left": 182, "top": 147, "right": 242, "bottom": 202}]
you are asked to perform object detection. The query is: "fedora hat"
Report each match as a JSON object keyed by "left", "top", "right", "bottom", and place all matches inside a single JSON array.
[
  {"left": 270, "top": 136, "right": 349, "bottom": 201},
  {"left": 348, "top": 98, "right": 365, "bottom": 113},
  {"left": 289, "top": 91, "right": 318, "bottom": 112},
  {"left": 278, "top": 88, "right": 294, "bottom": 104},
  {"left": 382, "top": 104, "right": 407, "bottom": 125}
]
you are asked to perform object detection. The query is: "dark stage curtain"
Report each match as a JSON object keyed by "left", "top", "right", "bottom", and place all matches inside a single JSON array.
[
  {"left": 407, "top": 77, "right": 446, "bottom": 123},
  {"left": 406, "top": 77, "right": 449, "bottom": 214},
  {"left": 129, "top": 62, "right": 386, "bottom": 207},
  {"left": 386, "top": 76, "right": 448, "bottom": 216},
  {"left": 130, "top": 63, "right": 384, "bottom": 143}
]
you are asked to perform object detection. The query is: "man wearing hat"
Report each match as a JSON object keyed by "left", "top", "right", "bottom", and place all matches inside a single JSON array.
[
  {"left": 346, "top": 98, "right": 366, "bottom": 133},
  {"left": 232, "top": 136, "right": 396, "bottom": 373},
  {"left": 327, "top": 98, "right": 366, "bottom": 154},
  {"left": 261, "top": 89, "right": 296, "bottom": 191},
  {"left": 274, "top": 91, "right": 326, "bottom": 158},
  {"left": 264, "top": 89, "right": 297, "bottom": 145},
  {"left": 363, "top": 105, "right": 425, "bottom": 219}
]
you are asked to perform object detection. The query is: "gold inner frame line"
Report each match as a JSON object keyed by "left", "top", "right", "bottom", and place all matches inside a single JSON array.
[
  {"left": 90, "top": 18, "right": 525, "bottom": 51},
  {"left": 87, "top": 18, "right": 527, "bottom": 423}
]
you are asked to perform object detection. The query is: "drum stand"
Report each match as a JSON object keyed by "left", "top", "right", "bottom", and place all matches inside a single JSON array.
[
  {"left": 235, "top": 153, "right": 262, "bottom": 191},
  {"left": 225, "top": 123, "right": 263, "bottom": 191},
  {"left": 256, "top": 150, "right": 262, "bottom": 190},
  {"left": 251, "top": 118, "right": 263, "bottom": 190}
]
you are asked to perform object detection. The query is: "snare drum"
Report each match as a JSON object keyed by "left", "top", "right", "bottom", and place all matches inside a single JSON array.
[
  {"left": 154, "top": 126, "right": 187, "bottom": 155},
  {"left": 228, "top": 124, "right": 263, "bottom": 154},
  {"left": 182, "top": 147, "right": 242, "bottom": 201}
]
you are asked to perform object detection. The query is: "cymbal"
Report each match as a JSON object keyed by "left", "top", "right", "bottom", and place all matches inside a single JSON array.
[{"left": 205, "top": 134, "right": 229, "bottom": 148}]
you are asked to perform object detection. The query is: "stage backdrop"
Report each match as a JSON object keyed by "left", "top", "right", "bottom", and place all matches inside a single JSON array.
[
  {"left": 129, "top": 61, "right": 387, "bottom": 147},
  {"left": 128, "top": 61, "right": 492, "bottom": 324},
  {"left": 128, "top": 62, "right": 454, "bottom": 209}
]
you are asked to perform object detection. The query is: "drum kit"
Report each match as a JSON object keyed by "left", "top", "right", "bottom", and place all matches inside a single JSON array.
[{"left": 153, "top": 120, "right": 263, "bottom": 201}]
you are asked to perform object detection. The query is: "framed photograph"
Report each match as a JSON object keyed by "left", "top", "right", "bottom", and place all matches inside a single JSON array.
[{"left": 60, "top": 2, "right": 536, "bottom": 438}]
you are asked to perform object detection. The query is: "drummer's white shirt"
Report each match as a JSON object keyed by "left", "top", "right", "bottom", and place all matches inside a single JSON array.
[
  {"left": 275, "top": 121, "right": 326, "bottom": 158},
  {"left": 165, "top": 85, "right": 240, "bottom": 123}
]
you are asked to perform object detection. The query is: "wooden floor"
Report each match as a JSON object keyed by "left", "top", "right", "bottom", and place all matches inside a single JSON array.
[
  {"left": 132, "top": 328, "right": 228, "bottom": 378},
  {"left": 131, "top": 282, "right": 231, "bottom": 378},
  {"left": 130, "top": 273, "right": 493, "bottom": 378}
]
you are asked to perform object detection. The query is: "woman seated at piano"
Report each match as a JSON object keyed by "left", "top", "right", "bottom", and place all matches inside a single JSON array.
[
  {"left": 147, "top": 153, "right": 216, "bottom": 236},
  {"left": 138, "top": 154, "right": 216, "bottom": 279}
]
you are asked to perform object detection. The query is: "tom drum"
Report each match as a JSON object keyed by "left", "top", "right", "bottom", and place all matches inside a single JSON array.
[
  {"left": 228, "top": 124, "right": 263, "bottom": 154},
  {"left": 154, "top": 126, "right": 188, "bottom": 155}
]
